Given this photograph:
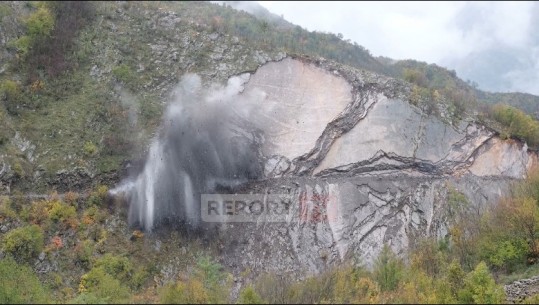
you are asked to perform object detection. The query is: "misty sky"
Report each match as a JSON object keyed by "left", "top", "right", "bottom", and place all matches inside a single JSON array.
[{"left": 257, "top": 1, "right": 539, "bottom": 95}]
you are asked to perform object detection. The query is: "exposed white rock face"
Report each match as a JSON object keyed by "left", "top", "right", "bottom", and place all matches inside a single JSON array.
[
  {"left": 241, "top": 57, "right": 353, "bottom": 160},
  {"left": 217, "top": 57, "right": 538, "bottom": 275},
  {"left": 469, "top": 138, "right": 539, "bottom": 178},
  {"left": 313, "top": 98, "right": 493, "bottom": 174}
]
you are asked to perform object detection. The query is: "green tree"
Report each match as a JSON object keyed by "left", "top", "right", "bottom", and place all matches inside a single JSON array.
[
  {"left": 196, "top": 255, "right": 224, "bottom": 287},
  {"left": 237, "top": 286, "right": 265, "bottom": 304},
  {"left": 457, "top": 261, "right": 505, "bottom": 304},
  {"left": 373, "top": 244, "right": 404, "bottom": 292},
  {"left": 2, "top": 224, "right": 44, "bottom": 262},
  {"left": 445, "top": 260, "right": 465, "bottom": 298},
  {"left": 478, "top": 197, "right": 538, "bottom": 270},
  {"left": 78, "top": 267, "right": 131, "bottom": 304},
  {"left": 195, "top": 255, "right": 230, "bottom": 303}
]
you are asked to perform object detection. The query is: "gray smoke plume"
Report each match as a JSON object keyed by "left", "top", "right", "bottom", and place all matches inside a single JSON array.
[{"left": 110, "top": 74, "right": 265, "bottom": 231}]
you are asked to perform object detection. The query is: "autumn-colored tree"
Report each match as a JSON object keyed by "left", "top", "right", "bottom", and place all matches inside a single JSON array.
[{"left": 410, "top": 237, "right": 448, "bottom": 277}]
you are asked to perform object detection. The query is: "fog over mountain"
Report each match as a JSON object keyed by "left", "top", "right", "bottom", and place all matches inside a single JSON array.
[{"left": 255, "top": 1, "right": 539, "bottom": 95}]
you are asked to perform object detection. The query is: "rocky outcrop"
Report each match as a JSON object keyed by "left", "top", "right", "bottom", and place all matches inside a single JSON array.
[
  {"left": 213, "top": 57, "right": 538, "bottom": 276},
  {"left": 505, "top": 276, "right": 539, "bottom": 303}
]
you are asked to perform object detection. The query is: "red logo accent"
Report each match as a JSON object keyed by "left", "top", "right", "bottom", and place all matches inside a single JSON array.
[{"left": 298, "top": 191, "right": 338, "bottom": 224}]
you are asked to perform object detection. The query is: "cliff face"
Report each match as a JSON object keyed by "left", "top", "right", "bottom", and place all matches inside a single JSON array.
[{"left": 211, "top": 56, "right": 538, "bottom": 275}]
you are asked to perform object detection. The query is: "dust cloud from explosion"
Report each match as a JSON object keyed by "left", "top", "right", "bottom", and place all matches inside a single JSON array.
[{"left": 110, "top": 74, "right": 266, "bottom": 230}]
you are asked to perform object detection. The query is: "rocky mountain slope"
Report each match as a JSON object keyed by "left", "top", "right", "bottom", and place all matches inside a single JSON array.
[
  {"left": 205, "top": 56, "right": 538, "bottom": 275},
  {"left": 1, "top": 1, "right": 539, "bottom": 303}
]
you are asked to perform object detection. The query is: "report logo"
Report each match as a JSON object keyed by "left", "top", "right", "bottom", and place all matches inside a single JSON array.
[{"left": 201, "top": 192, "right": 339, "bottom": 223}]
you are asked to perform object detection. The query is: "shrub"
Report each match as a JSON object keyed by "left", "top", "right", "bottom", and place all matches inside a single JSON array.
[
  {"left": 1, "top": 80, "right": 21, "bottom": 102},
  {"left": 2, "top": 224, "right": 44, "bottom": 262},
  {"left": 82, "top": 205, "right": 105, "bottom": 225},
  {"left": 447, "top": 187, "right": 469, "bottom": 216},
  {"left": 25, "top": 5, "right": 55, "bottom": 37},
  {"left": 0, "top": 3, "right": 12, "bottom": 19},
  {"left": 196, "top": 255, "right": 225, "bottom": 287},
  {"left": 515, "top": 165, "right": 539, "bottom": 202},
  {"left": 159, "top": 279, "right": 210, "bottom": 304},
  {"left": 1, "top": 80, "right": 23, "bottom": 114},
  {"left": 70, "top": 292, "right": 108, "bottom": 304},
  {"left": 0, "top": 256, "right": 49, "bottom": 303},
  {"left": 237, "top": 286, "right": 265, "bottom": 304},
  {"left": 253, "top": 273, "right": 291, "bottom": 304},
  {"left": 87, "top": 185, "right": 109, "bottom": 206},
  {"left": 354, "top": 277, "right": 380, "bottom": 304},
  {"left": 74, "top": 240, "right": 94, "bottom": 268},
  {"left": 0, "top": 79, "right": 24, "bottom": 114},
  {"left": 79, "top": 267, "right": 130, "bottom": 304},
  {"left": 410, "top": 238, "right": 448, "bottom": 277},
  {"left": 0, "top": 196, "right": 17, "bottom": 220},
  {"left": 112, "top": 64, "right": 134, "bottom": 84},
  {"left": 409, "top": 85, "right": 434, "bottom": 113},
  {"left": 26, "top": 200, "right": 51, "bottom": 227},
  {"left": 12, "top": 162, "right": 24, "bottom": 178},
  {"left": 83, "top": 141, "right": 98, "bottom": 156},
  {"left": 287, "top": 274, "right": 333, "bottom": 304},
  {"left": 44, "top": 199, "right": 78, "bottom": 229},
  {"left": 48, "top": 235, "right": 63, "bottom": 250},
  {"left": 403, "top": 68, "right": 427, "bottom": 87},
  {"left": 64, "top": 191, "right": 80, "bottom": 205},
  {"left": 11, "top": 35, "right": 32, "bottom": 56},
  {"left": 30, "top": 79, "right": 45, "bottom": 93},
  {"left": 523, "top": 293, "right": 539, "bottom": 304},
  {"left": 130, "top": 268, "right": 150, "bottom": 290},
  {"left": 94, "top": 254, "right": 133, "bottom": 282}
]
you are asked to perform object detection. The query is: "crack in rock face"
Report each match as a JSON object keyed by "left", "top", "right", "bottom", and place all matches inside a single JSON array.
[
  {"left": 235, "top": 57, "right": 354, "bottom": 162},
  {"left": 213, "top": 57, "right": 539, "bottom": 275}
]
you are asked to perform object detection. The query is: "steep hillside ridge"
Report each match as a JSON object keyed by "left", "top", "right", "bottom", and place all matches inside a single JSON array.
[
  {"left": 1, "top": 2, "right": 539, "bottom": 302},
  {"left": 0, "top": 1, "right": 286, "bottom": 194}
]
